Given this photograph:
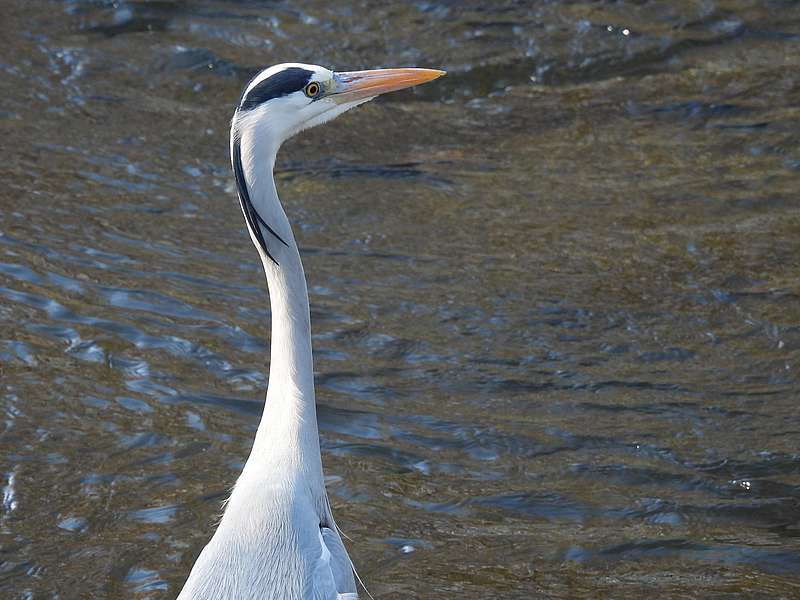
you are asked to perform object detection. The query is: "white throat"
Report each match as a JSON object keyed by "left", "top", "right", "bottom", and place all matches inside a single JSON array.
[{"left": 233, "top": 117, "right": 324, "bottom": 489}]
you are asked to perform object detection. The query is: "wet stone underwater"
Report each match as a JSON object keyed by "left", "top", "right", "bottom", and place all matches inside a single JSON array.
[{"left": 1, "top": 0, "right": 800, "bottom": 598}]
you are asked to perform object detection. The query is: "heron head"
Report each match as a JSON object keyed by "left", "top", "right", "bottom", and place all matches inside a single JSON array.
[{"left": 232, "top": 63, "right": 445, "bottom": 148}]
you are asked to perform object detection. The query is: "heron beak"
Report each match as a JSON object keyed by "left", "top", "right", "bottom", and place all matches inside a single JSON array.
[{"left": 330, "top": 68, "right": 445, "bottom": 103}]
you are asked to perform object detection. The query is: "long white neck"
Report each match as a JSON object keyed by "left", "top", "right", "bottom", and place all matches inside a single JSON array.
[{"left": 235, "top": 122, "right": 324, "bottom": 489}]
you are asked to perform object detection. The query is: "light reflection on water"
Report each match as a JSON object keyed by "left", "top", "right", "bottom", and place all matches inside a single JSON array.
[{"left": 1, "top": 1, "right": 800, "bottom": 598}]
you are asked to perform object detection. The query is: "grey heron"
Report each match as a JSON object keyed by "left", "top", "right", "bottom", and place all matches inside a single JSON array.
[{"left": 178, "top": 63, "right": 445, "bottom": 599}]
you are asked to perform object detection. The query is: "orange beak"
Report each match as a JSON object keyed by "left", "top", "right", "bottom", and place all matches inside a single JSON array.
[{"left": 330, "top": 68, "right": 445, "bottom": 102}]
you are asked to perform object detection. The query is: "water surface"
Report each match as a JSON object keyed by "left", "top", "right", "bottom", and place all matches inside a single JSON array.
[{"left": 1, "top": 1, "right": 799, "bottom": 598}]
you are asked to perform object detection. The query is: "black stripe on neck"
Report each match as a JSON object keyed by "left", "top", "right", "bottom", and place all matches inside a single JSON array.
[
  {"left": 231, "top": 138, "right": 288, "bottom": 265},
  {"left": 239, "top": 67, "right": 313, "bottom": 111}
]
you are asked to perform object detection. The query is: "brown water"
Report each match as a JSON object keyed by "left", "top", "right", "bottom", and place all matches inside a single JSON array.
[{"left": 1, "top": 1, "right": 800, "bottom": 598}]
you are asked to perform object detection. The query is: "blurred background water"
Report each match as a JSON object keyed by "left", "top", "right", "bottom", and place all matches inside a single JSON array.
[{"left": 1, "top": 1, "right": 799, "bottom": 598}]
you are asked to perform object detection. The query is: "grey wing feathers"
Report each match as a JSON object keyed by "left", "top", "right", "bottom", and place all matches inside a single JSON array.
[{"left": 321, "top": 526, "right": 357, "bottom": 597}]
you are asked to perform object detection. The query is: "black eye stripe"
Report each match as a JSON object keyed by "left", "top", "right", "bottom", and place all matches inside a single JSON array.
[{"left": 239, "top": 67, "right": 314, "bottom": 111}]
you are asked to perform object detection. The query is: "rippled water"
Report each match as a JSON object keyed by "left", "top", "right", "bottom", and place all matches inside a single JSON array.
[{"left": 1, "top": 1, "right": 800, "bottom": 598}]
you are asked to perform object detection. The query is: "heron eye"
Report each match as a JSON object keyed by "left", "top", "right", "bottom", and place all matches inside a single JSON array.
[{"left": 304, "top": 82, "right": 320, "bottom": 98}]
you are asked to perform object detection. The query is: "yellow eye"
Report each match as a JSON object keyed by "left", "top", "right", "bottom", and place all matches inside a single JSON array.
[{"left": 304, "top": 82, "right": 320, "bottom": 98}]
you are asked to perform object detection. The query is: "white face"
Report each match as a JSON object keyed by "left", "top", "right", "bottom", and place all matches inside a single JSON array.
[
  {"left": 234, "top": 63, "right": 373, "bottom": 148},
  {"left": 233, "top": 63, "right": 445, "bottom": 150}
]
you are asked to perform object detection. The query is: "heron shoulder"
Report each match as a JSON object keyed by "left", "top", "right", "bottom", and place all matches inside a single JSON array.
[{"left": 179, "top": 475, "right": 348, "bottom": 599}]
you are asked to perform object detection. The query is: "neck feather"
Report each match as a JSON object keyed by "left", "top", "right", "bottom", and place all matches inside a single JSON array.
[{"left": 233, "top": 118, "right": 323, "bottom": 482}]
